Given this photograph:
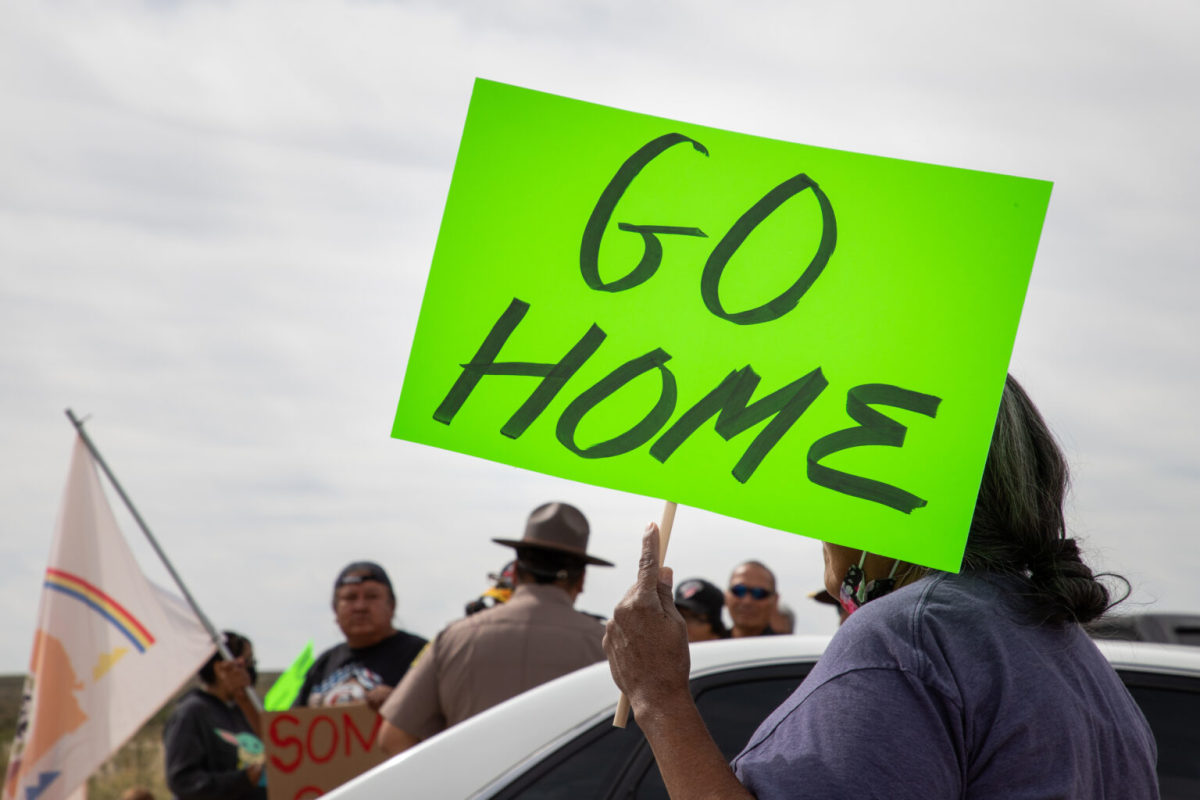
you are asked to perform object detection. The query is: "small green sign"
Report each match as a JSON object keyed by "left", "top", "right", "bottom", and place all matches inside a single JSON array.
[
  {"left": 393, "top": 79, "right": 1050, "bottom": 572},
  {"left": 263, "top": 639, "right": 314, "bottom": 711}
]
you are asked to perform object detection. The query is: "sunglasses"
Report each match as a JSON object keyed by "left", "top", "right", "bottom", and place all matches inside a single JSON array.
[{"left": 729, "top": 584, "right": 773, "bottom": 600}]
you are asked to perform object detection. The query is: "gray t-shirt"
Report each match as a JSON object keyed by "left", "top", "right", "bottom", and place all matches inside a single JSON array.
[{"left": 732, "top": 572, "right": 1158, "bottom": 799}]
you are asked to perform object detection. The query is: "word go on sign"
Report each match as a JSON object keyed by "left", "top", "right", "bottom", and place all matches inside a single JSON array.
[
  {"left": 436, "top": 132, "right": 941, "bottom": 514},
  {"left": 392, "top": 79, "right": 1050, "bottom": 572}
]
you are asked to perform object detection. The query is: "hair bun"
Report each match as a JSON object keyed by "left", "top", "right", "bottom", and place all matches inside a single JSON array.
[
  {"left": 1028, "top": 537, "right": 1114, "bottom": 624},
  {"left": 1052, "top": 537, "right": 1081, "bottom": 563}
]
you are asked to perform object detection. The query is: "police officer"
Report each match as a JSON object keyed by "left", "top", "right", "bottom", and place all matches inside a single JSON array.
[{"left": 378, "top": 502, "right": 613, "bottom": 755}]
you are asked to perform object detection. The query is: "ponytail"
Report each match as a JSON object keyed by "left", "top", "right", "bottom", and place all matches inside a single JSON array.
[{"left": 963, "top": 376, "right": 1126, "bottom": 625}]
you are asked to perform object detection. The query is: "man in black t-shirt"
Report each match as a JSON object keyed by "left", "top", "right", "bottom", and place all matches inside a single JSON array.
[{"left": 295, "top": 561, "right": 427, "bottom": 710}]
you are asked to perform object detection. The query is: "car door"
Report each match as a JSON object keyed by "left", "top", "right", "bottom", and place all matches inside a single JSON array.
[
  {"left": 492, "top": 661, "right": 815, "bottom": 800},
  {"left": 1117, "top": 668, "right": 1200, "bottom": 799},
  {"left": 492, "top": 657, "right": 1200, "bottom": 799}
]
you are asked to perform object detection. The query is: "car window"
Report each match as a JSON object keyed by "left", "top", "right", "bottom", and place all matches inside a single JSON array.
[
  {"left": 491, "top": 714, "right": 645, "bottom": 800},
  {"left": 630, "top": 670, "right": 808, "bottom": 799},
  {"left": 1118, "top": 669, "right": 1200, "bottom": 800},
  {"left": 495, "top": 662, "right": 812, "bottom": 800}
]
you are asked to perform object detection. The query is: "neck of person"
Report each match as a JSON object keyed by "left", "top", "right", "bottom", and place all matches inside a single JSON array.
[
  {"left": 515, "top": 574, "right": 582, "bottom": 604},
  {"left": 345, "top": 627, "right": 396, "bottom": 649}
]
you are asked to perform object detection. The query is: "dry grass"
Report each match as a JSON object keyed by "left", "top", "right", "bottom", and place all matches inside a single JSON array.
[
  {"left": 1, "top": 729, "right": 168, "bottom": 800},
  {"left": 84, "top": 726, "right": 169, "bottom": 800},
  {"left": 2, "top": 672, "right": 279, "bottom": 800}
]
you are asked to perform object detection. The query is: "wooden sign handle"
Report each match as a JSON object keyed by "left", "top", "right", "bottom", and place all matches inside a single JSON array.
[{"left": 613, "top": 500, "right": 677, "bottom": 728}]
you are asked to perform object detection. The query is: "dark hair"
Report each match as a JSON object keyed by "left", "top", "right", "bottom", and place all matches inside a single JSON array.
[
  {"left": 515, "top": 546, "right": 586, "bottom": 586},
  {"left": 198, "top": 630, "right": 252, "bottom": 685},
  {"left": 729, "top": 560, "right": 777, "bottom": 592},
  {"left": 963, "top": 375, "right": 1127, "bottom": 624}
]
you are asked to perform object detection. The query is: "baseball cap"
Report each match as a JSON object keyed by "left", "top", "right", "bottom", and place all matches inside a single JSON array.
[
  {"left": 674, "top": 578, "right": 727, "bottom": 634},
  {"left": 332, "top": 561, "right": 394, "bottom": 603}
]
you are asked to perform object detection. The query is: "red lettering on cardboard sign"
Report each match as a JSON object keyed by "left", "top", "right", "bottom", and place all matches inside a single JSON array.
[
  {"left": 268, "top": 713, "right": 303, "bottom": 773},
  {"left": 342, "top": 711, "right": 382, "bottom": 755},
  {"left": 306, "top": 715, "right": 339, "bottom": 764}
]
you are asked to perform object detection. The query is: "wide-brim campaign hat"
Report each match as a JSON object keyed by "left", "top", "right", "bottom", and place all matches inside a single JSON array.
[{"left": 493, "top": 502, "right": 614, "bottom": 567}]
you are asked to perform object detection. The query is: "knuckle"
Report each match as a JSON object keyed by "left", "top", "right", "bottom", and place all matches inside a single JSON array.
[{"left": 612, "top": 601, "right": 633, "bottom": 623}]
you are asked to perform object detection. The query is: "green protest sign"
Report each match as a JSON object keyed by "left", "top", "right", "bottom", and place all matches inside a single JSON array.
[
  {"left": 393, "top": 79, "right": 1050, "bottom": 572},
  {"left": 263, "top": 639, "right": 314, "bottom": 711}
]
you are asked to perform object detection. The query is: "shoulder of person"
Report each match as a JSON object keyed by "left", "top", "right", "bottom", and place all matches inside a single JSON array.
[
  {"left": 887, "top": 571, "right": 1029, "bottom": 637},
  {"left": 832, "top": 571, "right": 1029, "bottom": 682},
  {"left": 438, "top": 609, "right": 490, "bottom": 640},
  {"left": 310, "top": 641, "right": 348, "bottom": 666},
  {"left": 168, "top": 687, "right": 206, "bottom": 715},
  {"left": 853, "top": 571, "right": 952, "bottom": 624},
  {"left": 393, "top": 629, "right": 429, "bottom": 649},
  {"left": 166, "top": 688, "right": 225, "bottom": 735},
  {"left": 431, "top": 601, "right": 526, "bottom": 653},
  {"left": 373, "top": 629, "right": 429, "bottom": 661},
  {"left": 822, "top": 575, "right": 947, "bottom": 663}
]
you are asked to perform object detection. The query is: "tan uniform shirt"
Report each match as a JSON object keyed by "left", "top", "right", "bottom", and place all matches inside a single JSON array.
[{"left": 380, "top": 583, "right": 605, "bottom": 739}]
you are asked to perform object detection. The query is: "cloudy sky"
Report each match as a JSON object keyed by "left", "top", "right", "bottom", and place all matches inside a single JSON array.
[{"left": 2, "top": 0, "right": 1197, "bottom": 673}]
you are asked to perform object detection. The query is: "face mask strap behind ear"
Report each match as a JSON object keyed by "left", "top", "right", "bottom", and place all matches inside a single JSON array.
[{"left": 838, "top": 554, "right": 902, "bottom": 616}]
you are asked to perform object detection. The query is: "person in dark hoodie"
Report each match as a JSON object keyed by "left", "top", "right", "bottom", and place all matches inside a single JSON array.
[{"left": 163, "top": 631, "right": 265, "bottom": 800}]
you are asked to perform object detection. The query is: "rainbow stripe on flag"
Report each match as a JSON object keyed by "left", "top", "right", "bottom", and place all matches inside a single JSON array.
[{"left": 43, "top": 568, "right": 156, "bottom": 653}]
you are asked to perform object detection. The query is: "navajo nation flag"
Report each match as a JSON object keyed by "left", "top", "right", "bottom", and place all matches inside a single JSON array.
[{"left": 3, "top": 437, "right": 216, "bottom": 800}]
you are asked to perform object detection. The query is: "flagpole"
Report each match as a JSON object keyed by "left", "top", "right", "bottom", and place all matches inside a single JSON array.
[{"left": 64, "top": 409, "right": 264, "bottom": 712}]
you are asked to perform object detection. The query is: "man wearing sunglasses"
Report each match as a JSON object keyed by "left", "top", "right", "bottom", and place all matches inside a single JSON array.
[{"left": 725, "top": 561, "right": 780, "bottom": 637}]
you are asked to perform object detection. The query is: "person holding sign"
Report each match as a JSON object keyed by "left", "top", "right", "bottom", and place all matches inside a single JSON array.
[
  {"left": 378, "top": 502, "right": 612, "bottom": 756},
  {"left": 295, "top": 561, "right": 427, "bottom": 710},
  {"left": 604, "top": 376, "right": 1158, "bottom": 799}
]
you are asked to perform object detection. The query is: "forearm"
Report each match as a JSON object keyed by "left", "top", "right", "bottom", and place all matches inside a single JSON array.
[{"left": 633, "top": 691, "right": 753, "bottom": 800}]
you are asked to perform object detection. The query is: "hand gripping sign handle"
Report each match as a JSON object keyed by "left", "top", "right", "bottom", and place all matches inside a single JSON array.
[{"left": 612, "top": 500, "right": 677, "bottom": 728}]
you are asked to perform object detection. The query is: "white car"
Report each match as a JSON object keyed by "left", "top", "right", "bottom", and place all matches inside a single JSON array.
[{"left": 325, "top": 635, "right": 1200, "bottom": 799}]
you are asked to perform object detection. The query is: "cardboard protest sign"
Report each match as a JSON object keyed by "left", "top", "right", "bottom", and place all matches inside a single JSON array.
[
  {"left": 264, "top": 705, "right": 386, "bottom": 800},
  {"left": 393, "top": 78, "right": 1051, "bottom": 572}
]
